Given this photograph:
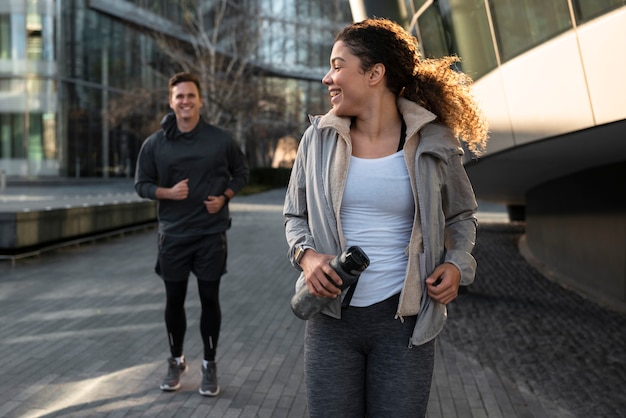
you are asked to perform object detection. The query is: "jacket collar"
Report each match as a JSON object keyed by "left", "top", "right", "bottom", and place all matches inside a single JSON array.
[
  {"left": 312, "top": 98, "right": 462, "bottom": 161},
  {"left": 314, "top": 97, "right": 437, "bottom": 143},
  {"left": 397, "top": 97, "right": 437, "bottom": 140}
]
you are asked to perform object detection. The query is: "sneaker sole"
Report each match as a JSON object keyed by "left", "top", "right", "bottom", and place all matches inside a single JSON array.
[
  {"left": 160, "top": 365, "right": 187, "bottom": 391},
  {"left": 160, "top": 383, "right": 181, "bottom": 391},
  {"left": 199, "top": 386, "right": 220, "bottom": 397}
]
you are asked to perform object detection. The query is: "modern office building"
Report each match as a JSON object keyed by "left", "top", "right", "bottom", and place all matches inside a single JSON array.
[
  {"left": 352, "top": 0, "right": 625, "bottom": 310},
  {"left": 0, "top": 0, "right": 352, "bottom": 178}
]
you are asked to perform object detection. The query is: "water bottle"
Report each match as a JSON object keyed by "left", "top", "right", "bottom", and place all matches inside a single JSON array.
[{"left": 290, "top": 246, "right": 370, "bottom": 320}]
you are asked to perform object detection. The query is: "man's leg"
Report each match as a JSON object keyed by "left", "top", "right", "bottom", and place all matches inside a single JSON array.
[
  {"left": 197, "top": 280, "right": 221, "bottom": 361},
  {"left": 164, "top": 280, "right": 189, "bottom": 358},
  {"left": 194, "top": 232, "right": 227, "bottom": 396},
  {"left": 159, "top": 279, "right": 190, "bottom": 391},
  {"left": 156, "top": 234, "right": 194, "bottom": 391}
]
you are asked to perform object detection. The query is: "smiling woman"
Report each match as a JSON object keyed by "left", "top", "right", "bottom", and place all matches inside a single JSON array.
[{"left": 285, "top": 17, "right": 488, "bottom": 418}]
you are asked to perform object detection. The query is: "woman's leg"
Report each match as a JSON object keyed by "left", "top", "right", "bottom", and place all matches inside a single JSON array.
[
  {"left": 363, "top": 295, "right": 435, "bottom": 418},
  {"left": 304, "top": 311, "right": 366, "bottom": 418}
]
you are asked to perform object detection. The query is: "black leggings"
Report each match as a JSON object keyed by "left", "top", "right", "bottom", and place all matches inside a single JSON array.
[
  {"left": 304, "top": 293, "right": 435, "bottom": 418},
  {"left": 164, "top": 279, "right": 222, "bottom": 361}
]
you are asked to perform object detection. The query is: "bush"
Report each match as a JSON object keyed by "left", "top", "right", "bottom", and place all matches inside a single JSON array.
[{"left": 240, "top": 167, "right": 291, "bottom": 195}]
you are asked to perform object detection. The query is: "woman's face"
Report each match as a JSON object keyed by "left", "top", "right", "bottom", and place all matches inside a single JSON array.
[{"left": 322, "top": 41, "right": 371, "bottom": 117}]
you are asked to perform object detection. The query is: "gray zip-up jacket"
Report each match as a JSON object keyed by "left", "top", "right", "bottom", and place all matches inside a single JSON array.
[{"left": 284, "top": 98, "right": 478, "bottom": 346}]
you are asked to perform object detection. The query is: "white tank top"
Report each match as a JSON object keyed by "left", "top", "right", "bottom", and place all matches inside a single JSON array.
[{"left": 340, "top": 150, "right": 414, "bottom": 307}]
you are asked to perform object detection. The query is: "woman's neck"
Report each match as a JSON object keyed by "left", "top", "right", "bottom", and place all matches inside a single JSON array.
[{"left": 350, "top": 99, "right": 404, "bottom": 158}]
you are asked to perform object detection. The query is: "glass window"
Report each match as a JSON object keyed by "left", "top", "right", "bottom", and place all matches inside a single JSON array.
[
  {"left": 11, "top": 13, "right": 26, "bottom": 60},
  {"left": 41, "top": 14, "right": 54, "bottom": 61},
  {"left": 0, "top": 114, "right": 26, "bottom": 159},
  {"left": 28, "top": 113, "right": 43, "bottom": 161},
  {"left": 13, "top": 114, "right": 25, "bottom": 158},
  {"left": 10, "top": 112, "right": 56, "bottom": 164},
  {"left": 0, "top": 14, "right": 9, "bottom": 59},
  {"left": 26, "top": 10, "right": 42, "bottom": 60},
  {"left": 445, "top": 0, "right": 497, "bottom": 78},
  {"left": 0, "top": 114, "right": 10, "bottom": 158},
  {"left": 489, "top": 0, "right": 572, "bottom": 63},
  {"left": 26, "top": 33, "right": 42, "bottom": 60},
  {"left": 572, "top": 0, "right": 625, "bottom": 24},
  {"left": 417, "top": 6, "right": 449, "bottom": 58},
  {"left": 66, "top": 84, "right": 103, "bottom": 177},
  {"left": 417, "top": 0, "right": 497, "bottom": 79}
]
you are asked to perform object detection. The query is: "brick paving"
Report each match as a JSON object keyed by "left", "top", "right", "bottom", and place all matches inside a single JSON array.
[{"left": 0, "top": 184, "right": 624, "bottom": 417}]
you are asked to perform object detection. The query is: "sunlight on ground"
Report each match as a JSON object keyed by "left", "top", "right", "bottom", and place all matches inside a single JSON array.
[
  {"left": 22, "top": 362, "right": 161, "bottom": 418},
  {"left": 5, "top": 323, "right": 162, "bottom": 345}
]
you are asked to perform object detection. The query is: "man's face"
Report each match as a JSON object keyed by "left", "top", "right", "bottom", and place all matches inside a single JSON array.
[{"left": 169, "top": 81, "right": 202, "bottom": 122}]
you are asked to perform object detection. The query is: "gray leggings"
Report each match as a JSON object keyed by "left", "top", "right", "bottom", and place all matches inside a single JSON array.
[{"left": 304, "top": 293, "right": 435, "bottom": 418}]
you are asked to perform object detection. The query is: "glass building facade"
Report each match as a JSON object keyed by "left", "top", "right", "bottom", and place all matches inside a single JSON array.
[
  {"left": 0, "top": 0, "right": 56, "bottom": 177},
  {"left": 407, "top": 0, "right": 625, "bottom": 80},
  {"left": 0, "top": 0, "right": 352, "bottom": 178}
]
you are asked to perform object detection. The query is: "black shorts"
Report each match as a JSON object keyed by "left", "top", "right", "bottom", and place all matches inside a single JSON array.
[{"left": 155, "top": 232, "right": 227, "bottom": 283}]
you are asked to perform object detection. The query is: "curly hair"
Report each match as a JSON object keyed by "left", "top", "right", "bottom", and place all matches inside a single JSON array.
[{"left": 335, "top": 18, "right": 489, "bottom": 156}]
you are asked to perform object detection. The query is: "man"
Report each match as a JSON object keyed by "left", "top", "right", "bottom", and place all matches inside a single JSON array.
[{"left": 135, "top": 72, "right": 248, "bottom": 396}]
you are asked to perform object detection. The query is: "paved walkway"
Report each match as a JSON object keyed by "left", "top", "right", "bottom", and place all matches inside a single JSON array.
[{"left": 0, "top": 184, "right": 624, "bottom": 417}]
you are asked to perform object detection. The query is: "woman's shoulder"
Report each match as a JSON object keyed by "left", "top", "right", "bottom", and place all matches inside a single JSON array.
[
  {"left": 418, "top": 122, "right": 464, "bottom": 157},
  {"left": 315, "top": 110, "right": 351, "bottom": 140},
  {"left": 304, "top": 112, "right": 346, "bottom": 139}
]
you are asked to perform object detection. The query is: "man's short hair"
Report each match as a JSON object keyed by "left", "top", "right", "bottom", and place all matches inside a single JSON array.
[{"left": 168, "top": 72, "right": 202, "bottom": 97}]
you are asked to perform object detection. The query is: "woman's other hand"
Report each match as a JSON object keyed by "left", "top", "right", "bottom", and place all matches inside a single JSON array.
[{"left": 425, "top": 263, "right": 461, "bottom": 305}]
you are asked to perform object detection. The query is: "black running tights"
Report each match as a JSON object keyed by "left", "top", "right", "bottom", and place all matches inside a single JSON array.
[{"left": 163, "top": 279, "right": 222, "bottom": 361}]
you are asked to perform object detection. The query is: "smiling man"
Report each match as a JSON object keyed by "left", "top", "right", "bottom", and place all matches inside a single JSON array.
[{"left": 135, "top": 72, "right": 248, "bottom": 397}]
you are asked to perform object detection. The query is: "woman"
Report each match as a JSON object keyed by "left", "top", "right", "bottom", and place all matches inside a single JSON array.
[{"left": 284, "top": 18, "right": 488, "bottom": 417}]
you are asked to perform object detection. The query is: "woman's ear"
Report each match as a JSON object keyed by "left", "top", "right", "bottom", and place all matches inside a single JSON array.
[{"left": 368, "top": 63, "right": 386, "bottom": 86}]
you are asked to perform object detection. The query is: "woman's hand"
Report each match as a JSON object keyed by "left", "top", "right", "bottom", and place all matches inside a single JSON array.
[
  {"left": 425, "top": 263, "right": 461, "bottom": 305},
  {"left": 299, "top": 250, "right": 343, "bottom": 298}
]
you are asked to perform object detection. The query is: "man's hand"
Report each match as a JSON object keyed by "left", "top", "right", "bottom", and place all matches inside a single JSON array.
[
  {"left": 169, "top": 179, "right": 189, "bottom": 200},
  {"left": 156, "top": 179, "right": 189, "bottom": 200},
  {"left": 204, "top": 195, "right": 226, "bottom": 214}
]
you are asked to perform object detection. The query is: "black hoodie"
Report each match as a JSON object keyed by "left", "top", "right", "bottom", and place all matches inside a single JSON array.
[{"left": 135, "top": 113, "right": 248, "bottom": 236}]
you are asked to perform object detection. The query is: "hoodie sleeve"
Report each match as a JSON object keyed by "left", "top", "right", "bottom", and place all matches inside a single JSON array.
[
  {"left": 134, "top": 134, "right": 160, "bottom": 200},
  {"left": 225, "top": 137, "right": 249, "bottom": 194}
]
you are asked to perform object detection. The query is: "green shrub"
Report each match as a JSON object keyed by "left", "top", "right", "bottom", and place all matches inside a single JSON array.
[{"left": 240, "top": 167, "right": 291, "bottom": 195}]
